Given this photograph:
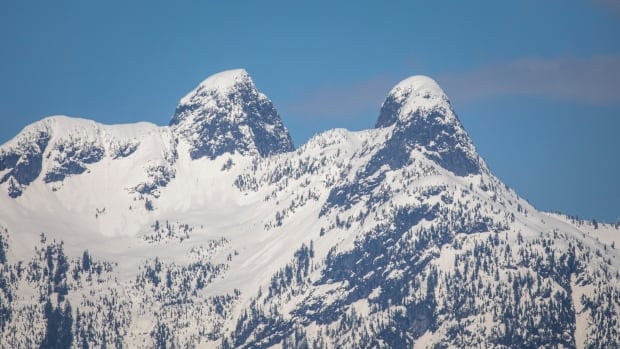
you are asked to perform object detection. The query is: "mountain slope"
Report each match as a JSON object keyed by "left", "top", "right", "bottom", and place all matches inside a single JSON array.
[{"left": 0, "top": 70, "right": 618, "bottom": 349}]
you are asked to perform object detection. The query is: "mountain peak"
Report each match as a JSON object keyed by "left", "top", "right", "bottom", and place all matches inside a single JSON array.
[
  {"left": 169, "top": 69, "right": 294, "bottom": 160},
  {"left": 376, "top": 75, "right": 450, "bottom": 128},
  {"left": 170, "top": 69, "right": 254, "bottom": 127},
  {"left": 374, "top": 75, "right": 482, "bottom": 176},
  {"left": 175, "top": 69, "right": 251, "bottom": 108},
  {"left": 392, "top": 75, "right": 447, "bottom": 100}
]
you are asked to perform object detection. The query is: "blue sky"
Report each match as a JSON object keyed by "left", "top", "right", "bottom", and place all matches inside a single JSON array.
[{"left": 1, "top": 1, "right": 619, "bottom": 222}]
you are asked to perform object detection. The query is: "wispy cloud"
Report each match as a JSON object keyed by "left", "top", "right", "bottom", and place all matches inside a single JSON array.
[
  {"left": 592, "top": 0, "right": 620, "bottom": 17},
  {"left": 280, "top": 55, "right": 620, "bottom": 124},
  {"left": 279, "top": 76, "right": 395, "bottom": 121},
  {"left": 437, "top": 55, "right": 620, "bottom": 106}
]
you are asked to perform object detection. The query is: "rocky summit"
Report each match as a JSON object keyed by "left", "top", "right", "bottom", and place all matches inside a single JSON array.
[{"left": 170, "top": 69, "right": 294, "bottom": 160}]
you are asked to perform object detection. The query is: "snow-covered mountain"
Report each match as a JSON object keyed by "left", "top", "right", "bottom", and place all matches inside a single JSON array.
[{"left": 0, "top": 69, "right": 618, "bottom": 349}]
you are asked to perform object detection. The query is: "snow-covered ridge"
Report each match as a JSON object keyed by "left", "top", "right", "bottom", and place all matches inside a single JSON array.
[
  {"left": 1, "top": 70, "right": 619, "bottom": 349},
  {"left": 0, "top": 69, "right": 296, "bottom": 200},
  {"left": 0, "top": 115, "right": 171, "bottom": 197}
]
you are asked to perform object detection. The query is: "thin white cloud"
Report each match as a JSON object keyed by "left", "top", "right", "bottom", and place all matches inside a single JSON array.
[
  {"left": 437, "top": 55, "right": 620, "bottom": 106},
  {"left": 592, "top": 0, "right": 620, "bottom": 16},
  {"left": 280, "top": 55, "right": 620, "bottom": 123},
  {"left": 280, "top": 76, "right": 395, "bottom": 121}
]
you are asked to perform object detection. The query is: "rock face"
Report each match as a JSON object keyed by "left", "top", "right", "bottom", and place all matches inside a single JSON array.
[
  {"left": 170, "top": 69, "right": 294, "bottom": 160},
  {"left": 0, "top": 128, "right": 49, "bottom": 197},
  {"left": 376, "top": 75, "right": 481, "bottom": 176},
  {"left": 0, "top": 71, "right": 619, "bottom": 349}
]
